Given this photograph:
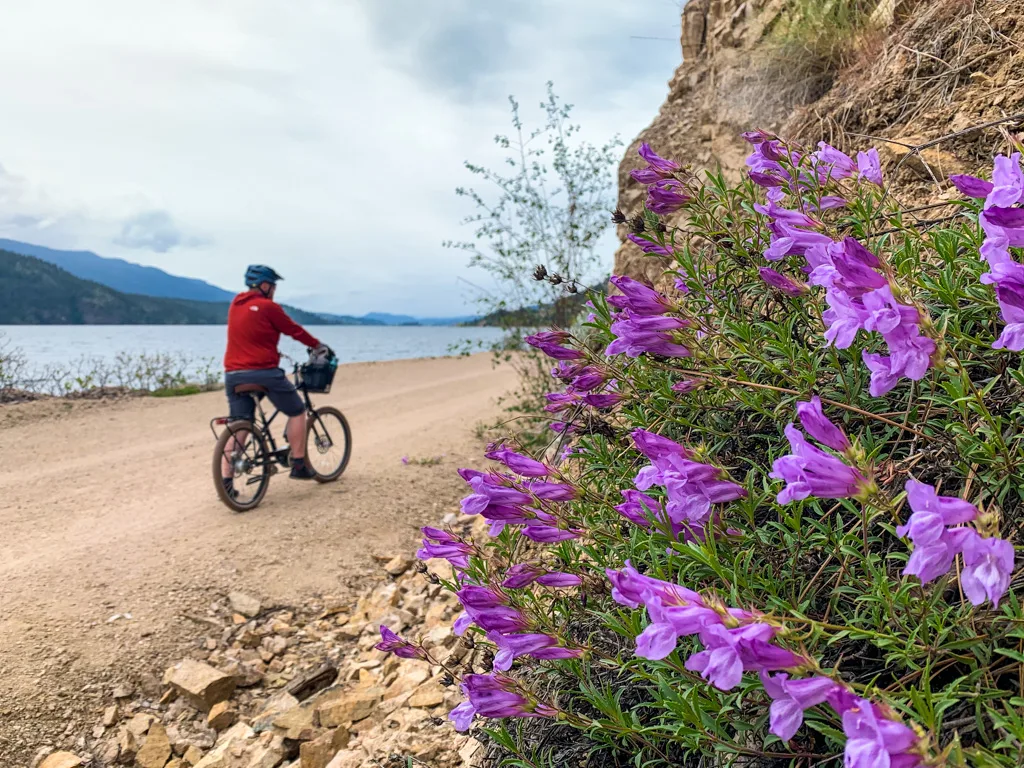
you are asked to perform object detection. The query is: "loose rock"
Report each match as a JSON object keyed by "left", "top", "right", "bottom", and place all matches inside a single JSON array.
[
  {"left": 163, "top": 660, "right": 236, "bottom": 711},
  {"left": 228, "top": 592, "right": 262, "bottom": 618}
]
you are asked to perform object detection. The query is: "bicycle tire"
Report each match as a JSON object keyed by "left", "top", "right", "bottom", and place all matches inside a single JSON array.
[
  {"left": 212, "top": 420, "right": 271, "bottom": 512},
  {"left": 305, "top": 406, "right": 352, "bottom": 483}
]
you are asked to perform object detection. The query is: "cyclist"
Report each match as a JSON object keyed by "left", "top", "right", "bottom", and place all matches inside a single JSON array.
[{"left": 221, "top": 265, "right": 331, "bottom": 491}]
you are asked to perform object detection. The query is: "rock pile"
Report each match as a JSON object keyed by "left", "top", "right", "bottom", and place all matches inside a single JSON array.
[{"left": 32, "top": 519, "right": 486, "bottom": 768}]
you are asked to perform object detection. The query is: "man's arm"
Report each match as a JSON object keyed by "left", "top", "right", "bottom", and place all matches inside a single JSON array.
[{"left": 267, "top": 303, "right": 321, "bottom": 348}]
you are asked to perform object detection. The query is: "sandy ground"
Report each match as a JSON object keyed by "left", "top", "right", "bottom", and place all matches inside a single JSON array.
[{"left": 0, "top": 354, "right": 515, "bottom": 765}]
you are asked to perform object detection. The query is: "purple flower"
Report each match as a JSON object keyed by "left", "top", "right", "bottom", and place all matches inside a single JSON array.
[
  {"left": 487, "top": 631, "right": 561, "bottom": 671},
  {"left": 813, "top": 142, "right": 856, "bottom": 180},
  {"left": 960, "top": 530, "right": 1014, "bottom": 608},
  {"left": 635, "top": 593, "right": 723, "bottom": 660},
  {"left": 605, "top": 561, "right": 704, "bottom": 610},
  {"left": 450, "top": 673, "right": 558, "bottom": 732},
  {"left": 632, "top": 429, "right": 694, "bottom": 462},
  {"left": 570, "top": 367, "right": 609, "bottom": 391},
  {"left": 582, "top": 392, "right": 625, "bottom": 408},
  {"left": 520, "top": 522, "right": 582, "bottom": 543},
  {"left": 646, "top": 179, "right": 690, "bottom": 214},
  {"left": 460, "top": 474, "right": 532, "bottom": 518},
  {"left": 627, "top": 233, "right": 673, "bottom": 257},
  {"left": 841, "top": 699, "right": 921, "bottom": 768},
  {"left": 671, "top": 379, "right": 700, "bottom": 393},
  {"left": 400, "top": 456, "right": 409, "bottom": 465},
  {"left": 857, "top": 148, "right": 883, "bottom": 186},
  {"left": 456, "top": 584, "right": 529, "bottom": 634},
  {"left": 608, "top": 275, "right": 673, "bottom": 316},
  {"left": 630, "top": 142, "right": 680, "bottom": 184},
  {"left": 760, "top": 672, "right": 838, "bottom": 741},
  {"left": 544, "top": 389, "right": 581, "bottom": 413},
  {"left": 417, "top": 526, "right": 475, "bottom": 570},
  {"left": 759, "top": 267, "right": 808, "bottom": 297},
  {"left": 536, "top": 572, "right": 582, "bottom": 587},
  {"left": 796, "top": 396, "right": 850, "bottom": 453},
  {"left": 896, "top": 479, "right": 977, "bottom": 584},
  {"left": 502, "top": 563, "right": 544, "bottom": 589},
  {"left": 605, "top": 311, "right": 691, "bottom": 358},
  {"left": 485, "top": 447, "right": 551, "bottom": 478},
  {"left": 524, "top": 331, "right": 584, "bottom": 361},
  {"left": 770, "top": 423, "right": 871, "bottom": 504},
  {"left": 949, "top": 173, "right": 994, "bottom": 199},
  {"left": 685, "top": 623, "right": 801, "bottom": 691},
  {"left": 375, "top": 626, "right": 426, "bottom": 659},
  {"left": 522, "top": 480, "right": 577, "bottom": 501},
  {"left": 987, "top": 152, "right": 1024, "bottom": 208},
  {"left": 615, "top": 489, "right": 663, "bottom": 528}
]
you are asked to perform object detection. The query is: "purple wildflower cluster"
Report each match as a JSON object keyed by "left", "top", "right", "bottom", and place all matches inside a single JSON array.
[
  {"left": 525, "top": 330, "right": 583, "bottom": 360},
  {"left": 449, "top": 673, "right": 559, "bottom": 733},
  {"left": 608, "top": 564, "right": 927, "bottom": 766},
  {"left": 615, "top": 429, "right": 746, "bottom": 542},
  {"left": 745, "top": 133, "right": 937, "bottom": 397},
  {"left": 771, "top": 397, "right": 874, "bottom": 504},
  {"left": 630, "top": 142, "right": 691, "bottom": 213},
  {"left": 409, "top": 443, "right": 585, "bottom": 729},
  {"left": 950, "top": 153, "right": 1024, "bottom": 350},
  {"left": 898, "top": 479, "right": 1014, "bottom": 607},
  {"left": 605, "top": 275, "right": 691, "bottom": 358},
  {"left": 744, "top": 132, "right": 882, "bottom": 201}
]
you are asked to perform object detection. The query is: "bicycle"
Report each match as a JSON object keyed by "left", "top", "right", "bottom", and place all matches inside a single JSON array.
[{"left": 210, "top": 352, "right": 352, "bottom": 512}]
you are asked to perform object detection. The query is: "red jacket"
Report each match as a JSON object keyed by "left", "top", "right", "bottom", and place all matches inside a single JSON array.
[{"left": 224, "top": 291, "right": 321, "bottom": 371}]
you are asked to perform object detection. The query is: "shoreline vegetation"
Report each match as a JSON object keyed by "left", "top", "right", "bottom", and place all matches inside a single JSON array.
[{"left": 0, "top": 344, "right": 223, "bottom": 403}]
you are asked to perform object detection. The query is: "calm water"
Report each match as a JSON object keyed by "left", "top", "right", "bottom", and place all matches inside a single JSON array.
[{"left": 0, "top": 325, "right": 506, "bottom": 372}]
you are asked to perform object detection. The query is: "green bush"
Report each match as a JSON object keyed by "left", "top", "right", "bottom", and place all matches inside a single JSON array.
[{"left": 387, "top": 135, "right": 1024, "bottom": 767}]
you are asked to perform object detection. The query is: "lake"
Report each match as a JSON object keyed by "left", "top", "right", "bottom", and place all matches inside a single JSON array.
[{"left": 0, "top": 324, "right": 507, "bottom": 375}]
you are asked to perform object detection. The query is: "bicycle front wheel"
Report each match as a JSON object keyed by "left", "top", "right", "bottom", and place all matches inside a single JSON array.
[
  {"left": 305, "top": 406, "right": 351, "bottom": 483},
  {"left": 212, "top": 420, "right": 271, "bottom": 511}
]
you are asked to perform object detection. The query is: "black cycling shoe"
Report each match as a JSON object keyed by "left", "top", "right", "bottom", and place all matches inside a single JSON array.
[
  {"left": 289, "top": 458, "right": 317, "bottom": 480},
  {"left": 222, "top": 477, "right": 239, "bottom": 499}
]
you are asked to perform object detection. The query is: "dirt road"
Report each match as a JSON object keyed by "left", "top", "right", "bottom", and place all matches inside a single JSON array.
[{"left": 0, "top": 354, "right": 515, "bottom": 764}]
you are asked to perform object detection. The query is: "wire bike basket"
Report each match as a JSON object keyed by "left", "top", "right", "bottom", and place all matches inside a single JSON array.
[{"left": 298, "top": 355, "right": 338, "bottom": 394}]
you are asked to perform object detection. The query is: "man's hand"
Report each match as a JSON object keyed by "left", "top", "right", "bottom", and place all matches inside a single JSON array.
[{"left": 310, "top": 344, "right": 335, "bottom": 360}]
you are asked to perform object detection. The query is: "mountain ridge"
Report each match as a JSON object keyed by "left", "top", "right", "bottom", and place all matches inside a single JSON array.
[
  {"left": 0, "top": 250, "right": 378, "bottom": 326},
  {"left": 0, "top": 238, "right": 479, "bottom": 326}
]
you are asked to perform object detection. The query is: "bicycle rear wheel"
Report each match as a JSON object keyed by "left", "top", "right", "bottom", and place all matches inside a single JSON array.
[
  {"left": 305, "top": 406, "right": 351, "bottom": 483},
  {"left": 212, "top": 421, "right": 271, "bottom": 511}
]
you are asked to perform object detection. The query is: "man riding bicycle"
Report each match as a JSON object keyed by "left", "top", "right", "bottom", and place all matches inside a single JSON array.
[{"left": 222, "top": 265, "right": 331, "bottom": 491}]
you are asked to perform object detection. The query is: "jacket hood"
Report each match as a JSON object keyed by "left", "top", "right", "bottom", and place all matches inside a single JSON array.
[{"left": 232, "top": 290, "right": 266, "bottom": 307}]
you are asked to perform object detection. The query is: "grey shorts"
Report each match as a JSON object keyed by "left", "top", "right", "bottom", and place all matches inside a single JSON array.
[{"left": 225, "top": 368, "right": 305, "bottom": 420}]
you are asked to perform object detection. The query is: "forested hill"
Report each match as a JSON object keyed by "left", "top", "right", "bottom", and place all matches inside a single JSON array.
[{"left": 0, "top": 251, "right": 375, "bottom": 325}]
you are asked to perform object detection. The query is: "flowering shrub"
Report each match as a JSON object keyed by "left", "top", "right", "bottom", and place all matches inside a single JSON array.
[{"left": 388, "top": 135, "right": 1024, "bottom": 766}]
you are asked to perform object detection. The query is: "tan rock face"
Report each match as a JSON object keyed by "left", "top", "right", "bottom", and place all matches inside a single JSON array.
[
  {"left": 163, "top": 660, "right": 237, "bottom": 711},
  {"left": 207, "top": 700, "right": 237, "bottom": 731},
  {"left": 317, "top": 688, "right": 383, "bottom": 727},
  {"left": 298, "top": 728, "right": 350, "bottom": 768},
  {"left": 38, "top": 753, "right": 83, "bottom": 768},
  {"left": 136, "top": 723, "right": 172, "bottom": 768}
]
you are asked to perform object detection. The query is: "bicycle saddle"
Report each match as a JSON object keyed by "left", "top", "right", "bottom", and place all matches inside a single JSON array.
[{"left": 234, "top": 383, "right": 269, "bottom": 395}]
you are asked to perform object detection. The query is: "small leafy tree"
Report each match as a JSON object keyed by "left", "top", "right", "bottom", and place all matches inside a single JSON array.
[{"left": 446, "top": 82, "right": 622, "bottom": 329}]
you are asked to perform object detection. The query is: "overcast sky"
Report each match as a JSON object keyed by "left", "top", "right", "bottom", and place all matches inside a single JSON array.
[{"left": 0, "top": 1, "right": 683, "bottom": 317}]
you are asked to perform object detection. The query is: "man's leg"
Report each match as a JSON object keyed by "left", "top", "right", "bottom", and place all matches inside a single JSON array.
[
  {"left": 263, "top": 368, "right": 316, "bottom": 480},
  {"left": 286, "top": 413, "right": 306, "bottom": 459}
]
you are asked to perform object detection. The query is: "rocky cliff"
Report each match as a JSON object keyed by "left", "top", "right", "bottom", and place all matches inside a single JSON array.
[{"left": 613, "top": 0, "right": 1024, "bottom": 282}]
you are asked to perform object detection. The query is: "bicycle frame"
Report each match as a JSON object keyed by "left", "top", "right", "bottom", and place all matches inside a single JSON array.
[{"left": 209, "top": 365, "right": 326, "bottom": 470}]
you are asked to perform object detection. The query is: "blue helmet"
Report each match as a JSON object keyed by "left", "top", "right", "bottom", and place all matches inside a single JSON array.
[{"left": 244, "top": 265, "right": 283, "bottom": 288}]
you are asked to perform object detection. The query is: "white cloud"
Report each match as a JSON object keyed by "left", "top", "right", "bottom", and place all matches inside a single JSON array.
[{"left": 0, "top": 0, "right": 682, "bottom": 316}]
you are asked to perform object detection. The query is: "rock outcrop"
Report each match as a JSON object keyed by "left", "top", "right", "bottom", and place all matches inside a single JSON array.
[{"left": 613, "top": 0, "right": 1024, "bottom": 281}]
